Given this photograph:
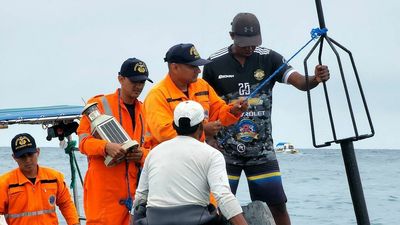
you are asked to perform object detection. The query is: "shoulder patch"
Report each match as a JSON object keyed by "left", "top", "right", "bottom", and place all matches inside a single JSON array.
[{"left": 48, "top": 195, "right": 56, "bottom": 206}]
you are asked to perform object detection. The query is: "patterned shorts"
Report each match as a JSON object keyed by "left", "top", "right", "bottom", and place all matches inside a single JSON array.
[{"left": 226, "top": 157, "right": 287, "bottom": 206}]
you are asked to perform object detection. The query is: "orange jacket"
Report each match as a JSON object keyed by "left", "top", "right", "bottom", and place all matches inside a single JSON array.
[
  {"left": 77, "top": 89, "right": 148, "bottom": 225},
  {"left": 144, "top": 74, "right": 240, "bottom": 149},
  {"left": 0, "top": 166, "right": 79, "bottom": 225}
]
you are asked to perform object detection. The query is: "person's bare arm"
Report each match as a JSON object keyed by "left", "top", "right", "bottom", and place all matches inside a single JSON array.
[
  {"left": 229, "top": 213, "right": 249, "bottom": 225},
  {"left": 288, "top": 65, "right": 330, "bottom": 91}
]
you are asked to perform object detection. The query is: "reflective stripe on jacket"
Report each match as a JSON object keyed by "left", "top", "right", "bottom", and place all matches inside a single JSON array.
[{"left": 0, "top": 166, "right": 79, "bottom": 225}]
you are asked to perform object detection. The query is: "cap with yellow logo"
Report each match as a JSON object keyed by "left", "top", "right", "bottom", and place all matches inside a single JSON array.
[
  {"left": 164, "top": 43, "right": 211, "bottom": 66},
  {"left": 11, "top": 133, "right": 37, "bottom": 158},
  {"left": 119, "top": 58, "right": 153, "bottom": 83}
]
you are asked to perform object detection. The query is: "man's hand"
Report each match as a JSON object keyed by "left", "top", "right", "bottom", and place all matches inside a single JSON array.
[
  {"left": 314, "top": 65, "right": 330, "bottom": 83},
  {"left": 205, "top": 136, "right": 223, "bottom": 151},
  {"left": 204, "top": 120, "right": 222, "bottom": 137},
  {"left": 105, "top": 142, "right": 126, "bottom": 159},
  {"left": 126, "top": 147, "right": 143, "bottom": 162},
  {"left": 230, "top": 98, "right": 249, "bottom": 116}
]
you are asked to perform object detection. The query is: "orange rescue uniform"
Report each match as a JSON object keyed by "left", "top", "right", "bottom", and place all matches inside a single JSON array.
[
  {"left": 144, "top": 74, "right": 240, "bottom": 149},
  {"left": 144, "top": 75, "right": 240, "bottom": 206},
  {"left": 77, "top": 89, "right": 148, "bottom": 225},
  {"left": 0, "top": 166, "right": 79, "bottom": 225}
]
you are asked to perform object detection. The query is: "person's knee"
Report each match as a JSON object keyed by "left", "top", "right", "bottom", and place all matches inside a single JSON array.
[
  {"left": 269, "top": 202, "right": 287, "bottom": 214},
  {"left": 268, "top": 203, "right": 291, "bottom": 225}
]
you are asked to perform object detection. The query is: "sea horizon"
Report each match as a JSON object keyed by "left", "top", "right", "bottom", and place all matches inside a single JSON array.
[
  {"left": 1, "top": 147, "right": 399, "bottom": 225},
  {"left": 1, "top": 146, "right": 399, "bottom": 150}
]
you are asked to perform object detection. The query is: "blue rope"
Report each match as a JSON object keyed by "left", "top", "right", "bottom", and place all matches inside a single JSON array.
[
  {"left": 311, "top": 27, "right": 328, "bottom": 39},
  {"left": 123, "top": 160, "right": 133, "bottom": 211},
  {"left": 246, "top": 27, "right": 328, "bottom": 100},
  {"left": 220, "top": 28, "right": 328, "bottom": 146}
]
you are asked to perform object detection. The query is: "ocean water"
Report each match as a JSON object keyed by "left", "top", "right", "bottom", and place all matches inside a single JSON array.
[{"left": 1, "top": 147, "right": 399, "bottom": 225}]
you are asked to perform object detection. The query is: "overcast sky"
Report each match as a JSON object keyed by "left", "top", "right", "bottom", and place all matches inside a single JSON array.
[{"left": 1, "top": 0, "right": 399, "bottom": 149}]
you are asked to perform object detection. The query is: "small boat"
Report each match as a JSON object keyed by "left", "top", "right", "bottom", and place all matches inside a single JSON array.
[{"left": 275, "top": 142, "right": 299, "bottom": 154}]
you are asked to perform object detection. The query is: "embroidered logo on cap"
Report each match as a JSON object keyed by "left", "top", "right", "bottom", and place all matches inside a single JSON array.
[
  {"left": 244, "top": 26, "right": 254, "bottom": 33},
  {"left": 15, "top": 136, "right": 33, "bottom": 150},
  {"left": 190, "top": 46, "right": 200, "bottom": 59},
  {"left": 134, "top": 62, "right": 147, "bottom": 74}
]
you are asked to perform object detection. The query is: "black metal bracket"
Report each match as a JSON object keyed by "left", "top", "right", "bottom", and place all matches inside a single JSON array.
[
  {"left": 303, "top": 1, "right": 375, "bottom": 224},
  {"left": 304, "top": 2, "right": 374, "bottom": 148}
]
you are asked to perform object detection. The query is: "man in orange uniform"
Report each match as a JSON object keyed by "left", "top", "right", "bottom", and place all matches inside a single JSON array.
[
  {"left": 144, "top": 43, "right": 248, "bottom": 149},
  {"left": 0, "top": 133, "right": 79, "bottom": 225},
  {"left": 77, "top": 58, "right": 152, "bottom": 225}
]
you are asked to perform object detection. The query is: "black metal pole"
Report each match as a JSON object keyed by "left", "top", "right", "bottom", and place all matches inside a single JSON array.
[
  {"left": 340, "top": 140, "right": 370, "bottom": 225},
  {"left": 315, "top": 0, "right": 326, "bottom": 29}
]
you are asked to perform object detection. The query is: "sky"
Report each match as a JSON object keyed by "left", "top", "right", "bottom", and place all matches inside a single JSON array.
[{"left": 1, "top": 0, "right": 399, "bottom": 149}]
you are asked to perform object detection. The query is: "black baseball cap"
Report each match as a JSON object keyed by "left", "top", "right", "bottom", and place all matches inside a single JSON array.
[
  {"left": 164, "top": 43, "right": 211, "bottom": 66},
  {"left": 119, "top": 58, "right": 153, "bottom": 83},
  {"left": 231, "top": 13, "right": 262, "bottom": 47},
  {"left": 11, "top": 133, "right": 37, "bottom": 158}
]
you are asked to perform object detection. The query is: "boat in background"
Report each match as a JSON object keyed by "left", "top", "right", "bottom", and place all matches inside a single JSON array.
[
  {"left": 0, "top": 105, "right": 86, "bottom": 223},
  {"left": 275, "top": 142, "right": 299, "bottom": 154}
]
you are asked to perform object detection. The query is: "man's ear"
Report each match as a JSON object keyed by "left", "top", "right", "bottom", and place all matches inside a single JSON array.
[
  {"left": 36, "top": 148, "right": 40, "bottom": 156},
  {"left": 169, "top": 63, "right": 179, "bottom": 72},
  {"left": 229, "top": 32, "right": 235, "bottom": 40},
  {"left": 118, "top": 75, "right": 124, "bottom": 84}
]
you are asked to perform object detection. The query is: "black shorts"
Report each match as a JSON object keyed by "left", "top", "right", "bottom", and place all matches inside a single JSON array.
[{"left": 226, "top": 158, "right": 287, "bottom": 206}]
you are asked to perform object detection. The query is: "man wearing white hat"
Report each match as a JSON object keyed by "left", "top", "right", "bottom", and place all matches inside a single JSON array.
[{"left": 131, "top": 101, "right": 248, "bottom": 225}]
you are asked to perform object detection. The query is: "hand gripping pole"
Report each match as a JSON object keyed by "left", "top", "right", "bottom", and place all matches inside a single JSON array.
[{"left": 303, "top": 1, "right": 375, "bottom": 224}]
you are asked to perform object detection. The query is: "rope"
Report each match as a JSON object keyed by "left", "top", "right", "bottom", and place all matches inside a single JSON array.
[
  {"left": 246, "top": 27, "right": 328, "bottom": 99},
  {"left": 123, "top": 160, "right": 133, "bottom": 211},
  {"left": 311, "top": 27, "right": 328, "bottom": 39},
  {"left": 64, "top": 140, "right": 77, "bottom": 189},
  {"left": 220, "top": 27, "right": 328, "bottom": 145},
  {"left": 64, "top": 140, "right": 84, "bottom": 188}
]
